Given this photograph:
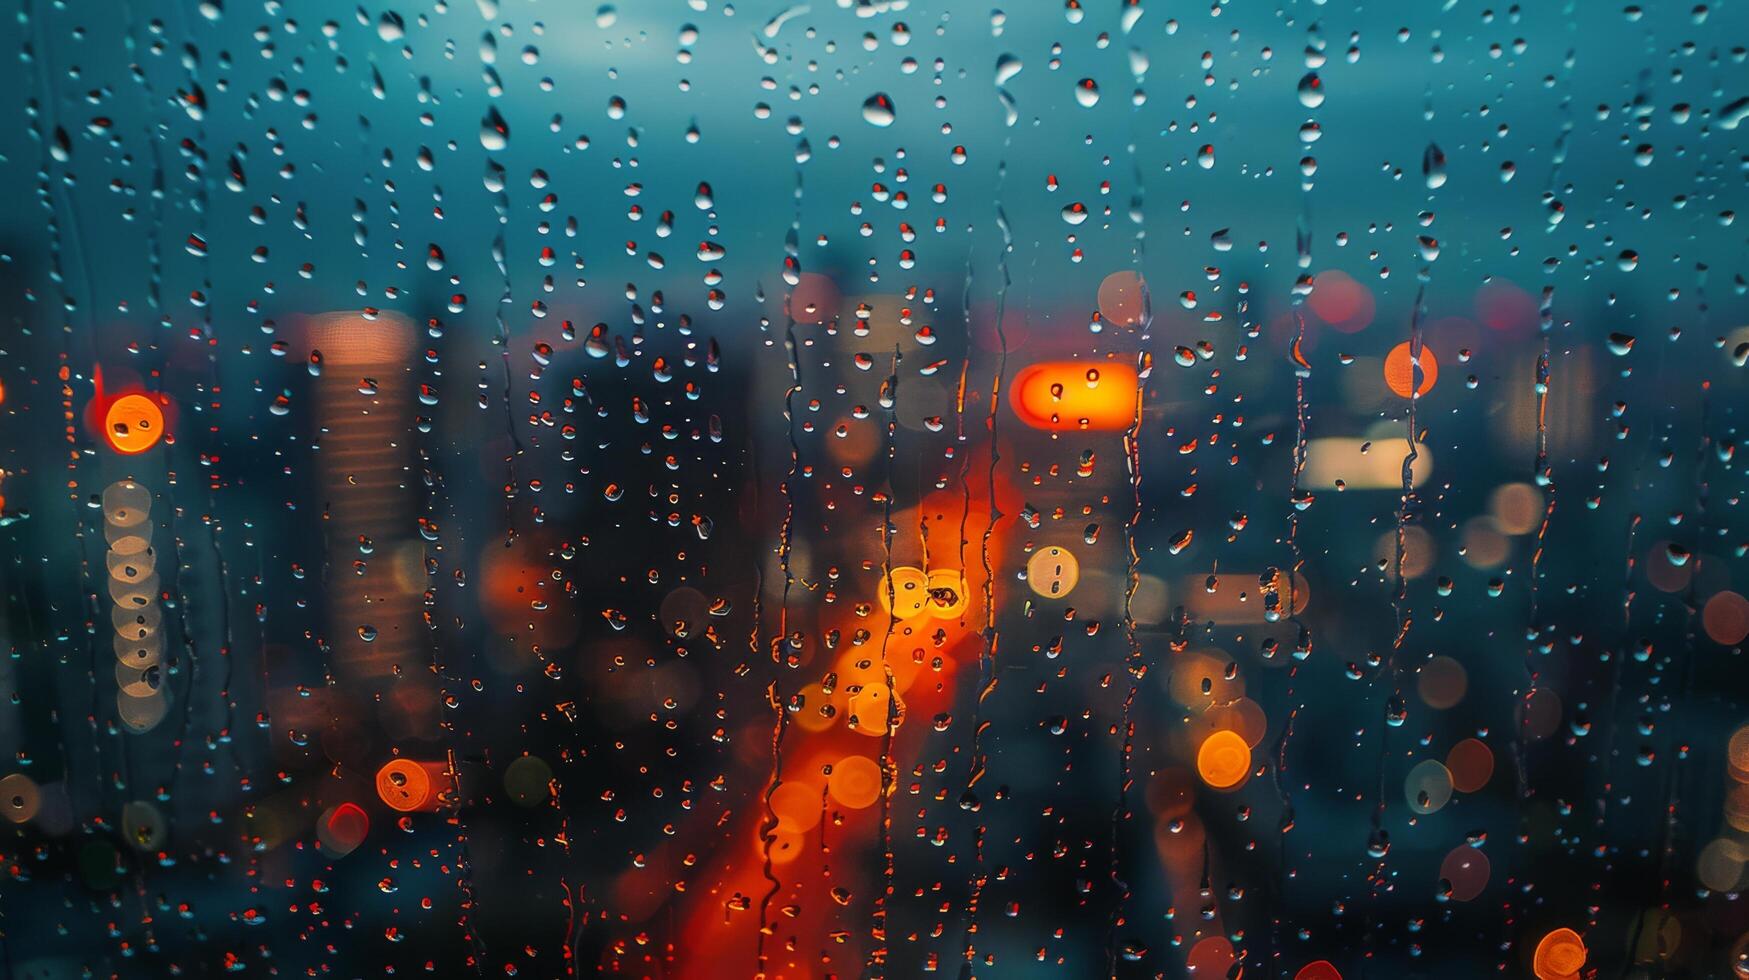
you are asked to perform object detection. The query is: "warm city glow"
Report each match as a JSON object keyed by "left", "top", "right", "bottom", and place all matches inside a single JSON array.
[{"left": 1010, "top": 360, "right": 1140, "bottom": 431}]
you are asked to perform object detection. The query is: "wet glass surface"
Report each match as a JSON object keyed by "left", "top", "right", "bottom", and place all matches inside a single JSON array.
[{"left": 1, "top": 1, "right": 1748, "bottom": 977}]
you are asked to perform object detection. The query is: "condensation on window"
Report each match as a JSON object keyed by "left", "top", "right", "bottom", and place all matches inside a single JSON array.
[{"left": 0, "top": 2, "right": 1747, "bottom": 978}]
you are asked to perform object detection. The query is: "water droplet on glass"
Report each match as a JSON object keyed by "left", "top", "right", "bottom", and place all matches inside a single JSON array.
[
  {"left": 480, "top": 106, "right": 510, "bottom": 151},
  {"left": 861, "top": 93, "right": 895, "bottom": 127}
]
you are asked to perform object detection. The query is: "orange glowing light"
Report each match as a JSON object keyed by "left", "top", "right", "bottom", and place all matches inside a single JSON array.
[
  {"left": 1196, "top": 729, "right": 1250, "bottom": 789},
  {"left": 1704, "top": 591, "right": 1749, "bottom": 646},
  {"left": 664, "top": 472, "right": 1003, "bottom": 978},
  {"left": 1294, "top": 960, "right": 1343, "bottom": 980},
  {"left": 1445, "top": 737, "right": 1495, "bottom": 793},
  {"left": 923, "top": 568, "right": 969, "bottom": 619},
  {"left": 1010, "top": 360, "right": 1139, "bottom": 431},
  {"left": 792, "top": 682, "right": 842, "bottom": 733},
  {"left": 479, "top": 537, "right": 580, "bottom": 646},
  {"left": 1384, "top": 341, "right": 1438, "bottom": 398},
  {"left": 103, "top": 393, "right": 166, "bottom": 454},
  {"left": 769, "top": 779, "right": 823, "bottom": 832},
  {"left": 1186, "top": 936, "right": 1236, "bottom": 976},
  {"left": 765, "top": 827, "right": 806, "bottom": 864},
  {"left": 1726, "top": 783, "right": 1749, "bottom": 829},
  {"left": 1533, "top": 928, "right": 1587, "bottom": 979},
  {"left": 375, "top": 758, "right": 448, "bottom": 813},
  {"left": 1201, "top": 698, "right": 1268, "bottom": 748},
  {"left": 1025, "top": 545, "right": 1081, "bottom": 599},
  {"left": 839, "top": 644, "right": 923, "bottom": 696},
  {"left": 1170, "top": 650, "right": 1245, "bottom": 707},
  {"left": 827, "top": 754, "right": 883, "bottom": 810},
  {"left": 876, "top": 565, "right": 931, "bottom": 620},
  {"left": 1180, "top": 569, "right": 1311, "bottom": 623},
  {"left": 1731, "top": 725, "right": 1749, "bottom": 781},
  {"left": 847, "top": 682, "right": 896, "bottom": 736}
]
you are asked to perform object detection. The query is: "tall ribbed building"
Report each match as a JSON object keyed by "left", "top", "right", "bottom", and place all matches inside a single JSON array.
[{"left": 302, "top": 312, "right": 427, "bottom": 733}]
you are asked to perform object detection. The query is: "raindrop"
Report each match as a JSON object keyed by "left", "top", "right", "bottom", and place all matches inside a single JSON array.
[
  {"left": 1423, "top": 143, "right": 1448, "bottom": 189},
  {"left": 480, "top": 106, "right": 510, "bottom": 151},
  {"left": 861, "top": 93, "right": 896, "bottom": 127}
]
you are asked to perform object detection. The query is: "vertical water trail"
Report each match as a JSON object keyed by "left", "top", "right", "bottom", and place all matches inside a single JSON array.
[
  {"left": 1513, "top": 0, "right": 1575, "bottom": 787},
  {"left": 948, "top": 246, "right": 983, "bottom": 971},
  {"left": 866, "top": 347, "right": 903, "bottom": 977},
  {"left": 754, "top": 127, "right": 808, "bottom": 976},
  {"left": 1390, "top": 285, "right": 1428, "bottom": 661},
  {"left": 753, "top": 683, "right": 790, "bottom": 979},
  {"left": 1275, "top": 35, "right": 1321, "bottom": 953},
  {"left": 1275, "top": 22, "right": 1323, "bottom": 937},
  {"left": 954, "top": 247, "right": 976, "bottom": 592},
  {"left": 1104, "top": 352, "right": 1147, "bottom": 978},
  {"left": 1363, "top": 282, "right": 1427, "bottom": 924},
  {"left": 957, "top": 117, "right": 1013, "bottom": 975},
  {"left": 1514, "top": 286, "right": 1557, "bottom": 814},
  {"left": 1105, "top": 66, "right": 1152, "bottom": 970},
  {"left": 445, "top": 745, "right": 490, "bottom": 974},
  {"left": 491, "top": 233, "right": 523, "bottom": 540}
]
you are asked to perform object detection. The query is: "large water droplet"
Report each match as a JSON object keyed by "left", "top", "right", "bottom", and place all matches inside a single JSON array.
[
  {"left": 861, "top": 93, "right": 895, "bottom": 127},
  {"left": 1423, "top": 142, "right": 1448, "bottom": 189},
  {"left": 480, "top": 106, "right": 510, "bottom": 151}
]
